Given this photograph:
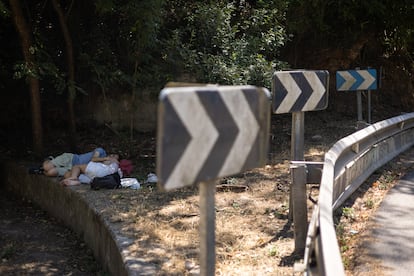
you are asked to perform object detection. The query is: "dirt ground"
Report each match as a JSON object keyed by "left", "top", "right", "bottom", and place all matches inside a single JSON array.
[
  {"left": 0, "top": 108, "right": 410, "bottom": 275},
  {"left": 0, "top": 192, "right": 105, "bottom": 275}
]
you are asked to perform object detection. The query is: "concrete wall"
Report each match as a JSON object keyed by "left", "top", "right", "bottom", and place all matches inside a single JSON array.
[{"left": 1, "top": 161, "right": 157, "bottom": 275}]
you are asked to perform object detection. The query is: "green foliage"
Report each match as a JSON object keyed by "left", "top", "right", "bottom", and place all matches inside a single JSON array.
[
  {"left": 76, "top": 0, "right": 289, "bottom": 93},
  {"left": 12, "top": 45, "right": 66, "bottom": 91},
  {"left": 8, "top": 0, "right": 412, "bottom": 98},
  {"left": 268, "top": 246, "right": 279, "bottom": 257},
  {"left": 95, "top": 0, "right": 164, "bottom": 55},
  {"left": 161, "top": 0, "right": 289, "bottom": 88},
  {"left": 364, "top": 198, "right": 374, "bottom": 209},
  {"left": 287, "top": 0, "right": 414, "bottom": 55},
  {"left": 341, "top": 207, "right": 355, "bottom": 221},
  {"left": 0, "top": 0, "right": 9, "bottom": 18},
  {"left": 79, "top": 52, "right": 128, "bottom": 93},
  {"left": 78, "top": 0, "right": 165, "bottom": 93},
  {"left": 12, "top": 34, "right": 86, "bottom": 96},
  {"left": 1, "top": 242, "right": 16, "bottom": 259}
]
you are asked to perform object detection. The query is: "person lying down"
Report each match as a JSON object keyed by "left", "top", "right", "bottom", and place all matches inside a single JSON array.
[{"left": 60, "top": 154, "right": 120, "bottom": 186}]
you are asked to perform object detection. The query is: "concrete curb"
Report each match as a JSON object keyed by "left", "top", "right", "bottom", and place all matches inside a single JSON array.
[{"left": 2, "top": 162, "right": 157, "bottom": 276}]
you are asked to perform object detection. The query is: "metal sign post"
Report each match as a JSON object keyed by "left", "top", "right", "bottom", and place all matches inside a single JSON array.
[
  {"left": 157, "top": 85, "right": 270, "bottom": 275},
  {"left": 367, "top": 90, "right": 372, "bottom": 123},
  {"left": 290, "top": 162, "right": 307, "bottom": 252},
  {"left": 357, "top": 90, "right": 363, "bottom": 121},
  {"left": 199, "top": 181, "right": 216, "bottom": 276},
  {"left": 273, "top": 70, "right": 329, "bottom": 254}
]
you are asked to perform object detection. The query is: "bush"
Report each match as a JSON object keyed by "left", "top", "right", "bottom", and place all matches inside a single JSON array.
[{"left": 161, "top": 0, "right": 289, "bottom": 88}]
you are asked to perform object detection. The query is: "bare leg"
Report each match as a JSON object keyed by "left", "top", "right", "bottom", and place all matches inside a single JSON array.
[
  {"left": 60, "top": 164, "right": 87, "bottom": 186},
  {"left": 64, "top": 164, "right": 87, "bottom": 180}
]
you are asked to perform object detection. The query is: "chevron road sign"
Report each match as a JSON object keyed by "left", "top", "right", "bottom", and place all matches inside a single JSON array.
[
  {"left": 157, "top": 85, "right": 271, "bottom": 191},
  {"left": 272, "top": 70, "right": 329, "bottom": 114},
  {"left": 336, "top": 69, "right": 377, "bottom": 91}
]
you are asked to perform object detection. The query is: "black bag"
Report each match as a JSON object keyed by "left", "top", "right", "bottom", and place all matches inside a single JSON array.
[{"left": 90, "top": 172, "right": 121, "bottom": 190}]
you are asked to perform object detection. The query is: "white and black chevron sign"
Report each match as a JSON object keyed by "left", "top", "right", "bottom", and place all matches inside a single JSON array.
[
  {"left": 272, "top": 70, "right": 329, "bottom": 114},
  {"left": 157, "top": 85, "right": 270, "bottom": 191}
]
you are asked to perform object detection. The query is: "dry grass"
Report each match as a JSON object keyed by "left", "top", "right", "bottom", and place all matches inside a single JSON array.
[
  {"left": 96, "top": 164, "right": 296, "bottom": 275},
  {"left": 41, "top": 109, "right": 408, "bottom": 275},
  {"left": 78, "top": 111, "right": 368, "bottom": 275}
]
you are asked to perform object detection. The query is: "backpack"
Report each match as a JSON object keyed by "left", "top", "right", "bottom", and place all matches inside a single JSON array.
[{"left": 90, "top": 172, "right": 121, "bottom": 190}]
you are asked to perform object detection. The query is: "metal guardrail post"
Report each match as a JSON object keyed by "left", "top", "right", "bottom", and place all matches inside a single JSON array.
[
  {"left": 290, "top": 161, "right": 324, "bottom": 184},
  {"left": 289, "top": 111, "right": 305, "bottom": 222},
  {"left": 290, "top": 163, "right": 308, "bottom": 254},
  {"left": 290, "top": 111, "right": 308, "bottom": 253},
  {"left": 289, "top": 160, "right": 322, "bottom": 255}
]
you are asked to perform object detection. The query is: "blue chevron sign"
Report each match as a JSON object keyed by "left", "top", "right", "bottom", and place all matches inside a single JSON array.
[
  {"left": 157, "top": 85, "right": 270, "bottom": 191},
  {"left": 336, "top": 69, "right": 377, "bottom": 91}
]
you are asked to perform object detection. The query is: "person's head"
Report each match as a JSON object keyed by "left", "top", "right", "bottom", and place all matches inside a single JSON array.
[{"left": 119, "top": 159, "right": 134, "bottom": 176}]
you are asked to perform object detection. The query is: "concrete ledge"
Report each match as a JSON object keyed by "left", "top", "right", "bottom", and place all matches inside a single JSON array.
[{"left": 1, "top": 161, "right": 157, "bottom": 276}]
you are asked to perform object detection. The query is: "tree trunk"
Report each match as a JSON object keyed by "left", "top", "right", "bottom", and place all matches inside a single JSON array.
[
  {"left": 9, "top": 0, "right": 43, "bottom": 155},
  {"left": 51, "top": 0, "right": 77, "bottom": 150}
]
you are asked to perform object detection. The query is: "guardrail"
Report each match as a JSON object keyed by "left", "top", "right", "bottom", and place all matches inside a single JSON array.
[{"left": 298, "top": 112, "right": 414, "bottom": 275}]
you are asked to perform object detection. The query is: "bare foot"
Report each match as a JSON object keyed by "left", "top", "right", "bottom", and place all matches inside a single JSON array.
[{"left": 61, "top": 178, "right": 81, "bottom": 186}]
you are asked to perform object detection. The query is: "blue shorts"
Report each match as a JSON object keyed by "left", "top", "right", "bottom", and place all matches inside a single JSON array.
[{"left": 72, "top": 148, "right": 107, "bottom": 165}]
